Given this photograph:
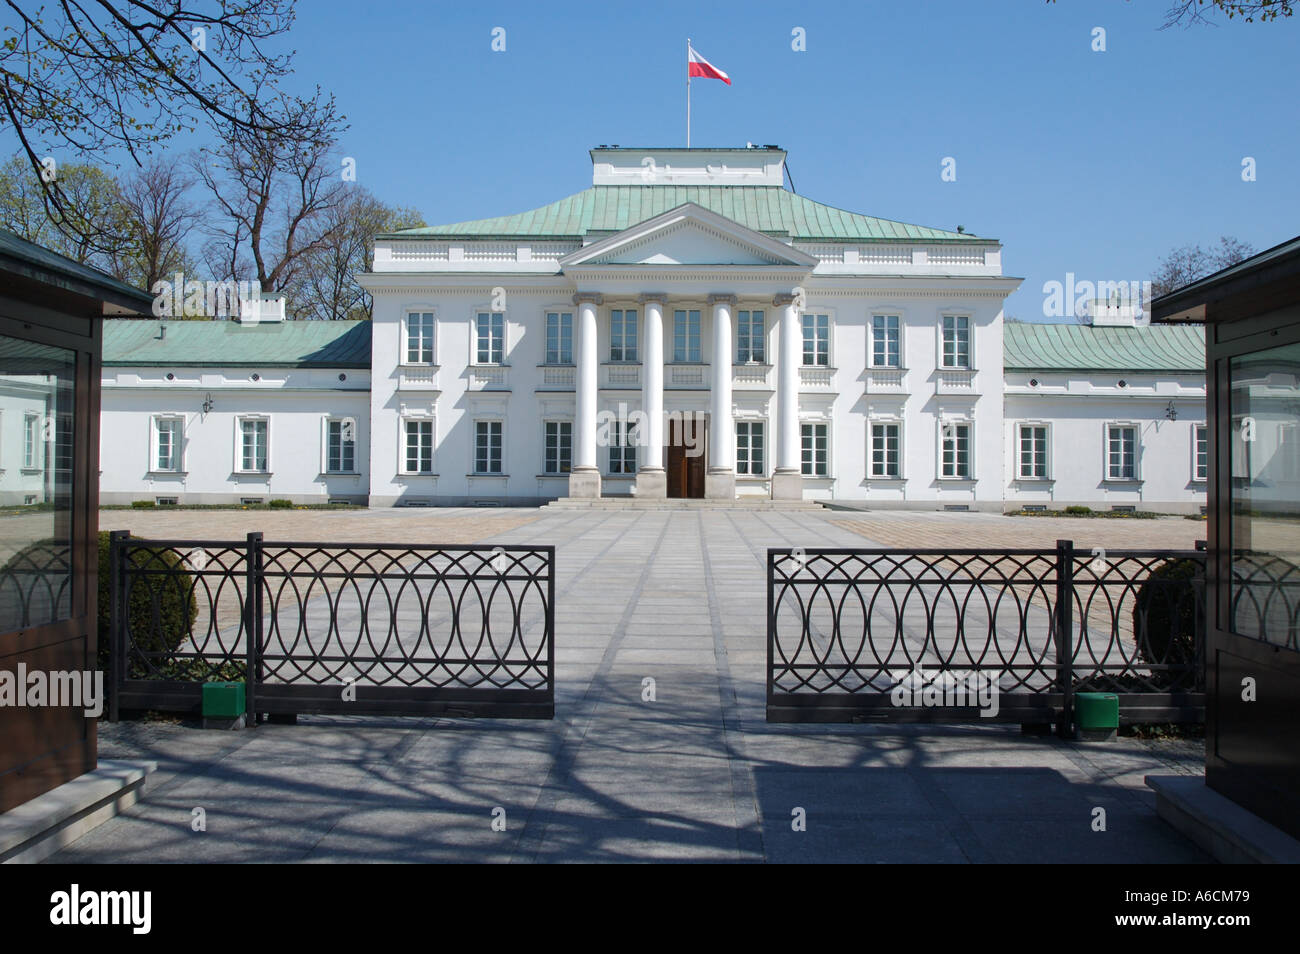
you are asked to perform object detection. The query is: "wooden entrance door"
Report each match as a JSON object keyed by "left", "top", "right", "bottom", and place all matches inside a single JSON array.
[{"left": 667, "top": 417, "right": 705, "bottom": 498}]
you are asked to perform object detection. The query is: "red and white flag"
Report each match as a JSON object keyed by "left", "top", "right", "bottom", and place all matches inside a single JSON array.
[{"left": 687, "top": 45, "right": 731, "bottom": 85}]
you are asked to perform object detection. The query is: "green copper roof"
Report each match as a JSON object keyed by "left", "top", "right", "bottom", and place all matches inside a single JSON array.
[
  {"left": 103, "top": 320, "right": 371, "bottom": 368},
  {"left": 1004, "top": 322, "right": 1205, "bottom": 373},
  {"left": 393, "top": 186, "right": 990, "bottom": 244}
]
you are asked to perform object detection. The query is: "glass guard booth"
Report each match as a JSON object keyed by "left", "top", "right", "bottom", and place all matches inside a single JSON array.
[
  {"left": 1154, "top": 236, "right": 1300, "bottom": 841},
  {"left": 0, "top": 230, "right": 151, "bottom": 813}
]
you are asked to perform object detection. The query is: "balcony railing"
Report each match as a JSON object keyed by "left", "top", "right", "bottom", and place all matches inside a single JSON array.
[
  {"left": 468, "top": 365, "right": 509, "bottom": 390},
  {"left": 398, "top": 365, "right": 439, "bottom": 390},
  {"left": 668, "top": 364, "right": 707, "bottom": 388},
  {"left": 799, "top": 366, "right": 835, "bottom": 389},
  {"left": 601, "top": 363, "right": 642, "bottom": 388},
  {"left": 733, "top": 363, "right": 772, "bottom": 388},
  {"left": 539, "top": 365, "right": 575, "bottom": 388},
  {"left": 865, "top": 367, "right": 907, "bottom": 392},
  {"left": 936, "top": 368, "right": 976, "bottom": 393}
]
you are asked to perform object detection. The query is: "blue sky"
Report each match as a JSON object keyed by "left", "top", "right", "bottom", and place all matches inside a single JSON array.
[{"left": 9, "top": 0, "right": 1300, "bottom": 319}]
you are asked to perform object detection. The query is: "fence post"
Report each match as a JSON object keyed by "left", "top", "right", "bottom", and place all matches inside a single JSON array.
[
  {"left": 107, "top": 530, "right": 129, "bottom": 723},
  {"left": 244, "top": 532, "right": 263, "bottom": 727},
  {"left": 1054, "top": 538, "right": 1075, "bottom": 738}
]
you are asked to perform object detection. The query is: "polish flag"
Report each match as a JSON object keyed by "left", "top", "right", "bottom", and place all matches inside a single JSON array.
[{"left": 688, "top": 45, "right": 731, "bottom": 85}]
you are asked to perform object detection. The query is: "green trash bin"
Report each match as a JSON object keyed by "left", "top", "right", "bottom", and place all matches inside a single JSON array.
[{"left": 1075, "top": 692, "right": 1119, "bottom": 741}]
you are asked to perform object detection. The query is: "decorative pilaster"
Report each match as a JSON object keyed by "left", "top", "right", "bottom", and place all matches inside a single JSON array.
[
  {"left": 636, "top": 293, "right": 667, "bottom": 498},
  {"left": 706, "top": 293, "right": 736, "bottom": 500},
  {"left": 771, "top": 291, "right": 803, "bottom": 500},
  {"left": 570, "top": 291, "right": 603, "bottom": 498}
]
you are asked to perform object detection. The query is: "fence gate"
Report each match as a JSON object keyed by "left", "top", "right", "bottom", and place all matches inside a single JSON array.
[
  {"left": 766, "top": 542, "right": 1205, "bottom": 726},
  {"left": 109, "top": 532, "right": 554, "bottom": 720}
]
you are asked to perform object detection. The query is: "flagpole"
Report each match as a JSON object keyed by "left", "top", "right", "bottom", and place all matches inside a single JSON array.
[{"left": 686, "top": 38, "right": 692, "bottom": 148}]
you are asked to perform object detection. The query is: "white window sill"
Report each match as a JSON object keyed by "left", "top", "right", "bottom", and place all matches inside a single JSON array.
[
  {"left": 1103, "top": 477, "right": 1143, "bottom": 484},
  {"left": 468, "top": 472, "right": 507, "bottom": 478},
  {"left": 148, "top": 470, "right": 187, "bottom": 477},
  {"left": 1014, "top": 476, "right": 1054, "bottom": 483},
  {"left": 867, "top": 475, "right": 905, "bottom": 482},
  {"left": 233, "top": 471, "right": 271, "bottom": 477},
  {"left": 398, "top": 472, "right": 438, "bottom": 478},
  {"left": 937, "top": 476, "right": 976, "bottom": 482},
  {"left": 322, "top": 471, "right": 362, "bottom": 477}
]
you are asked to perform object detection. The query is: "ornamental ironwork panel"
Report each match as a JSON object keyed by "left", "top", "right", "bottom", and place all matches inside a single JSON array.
[
  {"left": 767, "top": 542, "right": 1205, "bottom": 725},
  {"left": 109, "top": 532, "right": 554, "bottom": 720}
]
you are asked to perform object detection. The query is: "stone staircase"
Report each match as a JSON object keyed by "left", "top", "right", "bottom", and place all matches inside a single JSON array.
[{"left": 543, "top": 496, "right": 826, "bottom": 511}]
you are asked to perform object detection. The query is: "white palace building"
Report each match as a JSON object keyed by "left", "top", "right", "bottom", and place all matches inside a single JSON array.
[{"left": 95, "top": 146, "right": 1209, "bottom": 513}]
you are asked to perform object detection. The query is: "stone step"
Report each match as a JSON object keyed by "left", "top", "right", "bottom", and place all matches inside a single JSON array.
[{"left": 543, "top": 497, "right": 826, "bottom": 511}]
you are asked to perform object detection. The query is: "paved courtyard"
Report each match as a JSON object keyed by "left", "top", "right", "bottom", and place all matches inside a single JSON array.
[{"left": 56, "top": 507, "right": 1208, "bottom": 863}]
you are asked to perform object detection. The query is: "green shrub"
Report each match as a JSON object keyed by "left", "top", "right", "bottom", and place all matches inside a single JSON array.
[
  {"left": 1132, "top": 558, "right": 1203, "bottom": 688},
  {"left": 1065, "top": 505, "right": 1092, "bottom": 515},
  {"left": 268, "top": 498, "right": 293, "bottom": 509},
  {"left": 95, "top": 532, "right": 198, "bottom": 676},
  {"left": 131, "top": 500, "right": 156, "bottom": 509}
]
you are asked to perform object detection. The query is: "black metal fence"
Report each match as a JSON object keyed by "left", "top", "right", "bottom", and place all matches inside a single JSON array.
[
  {"left": 767, "top": 540, "right": 1205, "bottom": 726},
  {"left": 108, "top": 532, "right": 554, "bottom": 720}
]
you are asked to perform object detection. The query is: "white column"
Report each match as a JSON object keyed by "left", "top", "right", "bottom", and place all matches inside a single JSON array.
[
  {"left": 706, "top": 293, "right": 736, "bottom": 499},
  {"left": 635, "top": 293, "right": 667, "bottom": 497},
  {"left": 569, "top": 291, "right": 602, "bottom": 498},
  {"left": 771, "top": 291, "right": 803, "bottom": 499}
]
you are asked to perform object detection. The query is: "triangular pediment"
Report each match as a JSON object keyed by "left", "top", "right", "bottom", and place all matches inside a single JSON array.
[{"left": 559, "top": 203, "right": 818, "bottom": 269}]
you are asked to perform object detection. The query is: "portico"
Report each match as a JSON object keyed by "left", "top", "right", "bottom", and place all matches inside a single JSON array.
[{"left": 558, "top": 200, "right": 818, "bottom": 502}]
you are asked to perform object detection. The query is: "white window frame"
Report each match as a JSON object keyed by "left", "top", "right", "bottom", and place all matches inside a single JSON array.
[
  {"left": 404, "top": 310, "right": 436, "bottom": 365},
  {"left": 474, "top": 419, "right": 504, "bottom": 475},
  {"left": 1193, "top": 423, "right": 1209, "bottom": 482},
  {"left": 940, "top": 314, "right": 972, "bottom": 370},
  {"left": 870, "top": 314, "right": 902, "bottom": 369},
  {"left": 1016, "top": 422, "right": 1051, "bottom": 480},
  {"left": 939, "top": 420, "right": 973, "bottom": 479},
  {"left": 544, "top": 419, "right": 573, "bottom": 475},
  {"left": 800, "top": 421, "right": 830, "bottom": 477},
  {"left": 801, "top": 312, "right": 831, "bottom": 367},
  {"left": 673, "top": 309, "right": 702, "bottom": 362},
  {"left": 474, "top": 310, "right": 506, "bottom": 366},
  {"left": 323, "top": 416, "right": 358, "bottom": 474},
  {"left": 22, "top": 413, "right": 40, "bottom": 470},
  {"left": 152, "top": 415, "right": 185, "bottom": 473},
  {"left": 400, "top": 417, "right": 435, "bottom": 475},
  {"left": 735, "top": 420, "right": 766, "bottom": 476},
  {"left": 609, "top": 308, "right": 639, "bottom": 363},
  {"left": 235, "top": 416, "right": 270, "bottom": 474},
  {"left": 607, "top": 419, "right": 638, "bottom": 475},
  {"left": 869, "top": 420, "right": 903, "bottom": 479},
  {"left": 736, "top": 310, "right": 766, "bottom": 364},
  {"left": 545, "top": 310, "right": 573, "bottom": 365},
  {"left": 1105, "top": 423, "right": 1139, "bottom": 481}
]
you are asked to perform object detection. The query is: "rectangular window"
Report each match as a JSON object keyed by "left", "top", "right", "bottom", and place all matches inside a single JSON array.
[
  {"left": 872, "top": 315, "right": 900, "bottom": 368},
  {"left": 801, "top": 423, "right": 828, "bottom": 476},
  {"left": 942, "top": 423, "right": 971, "bottom": 478},
  {"left": 610, "top": 309, "right": 638, "bottom": 362},
  {"left": 942, "top": 315, "right": 971, "bottom": 369},
  {"left": 736, "top": 421, "right": 766, "bottom": 476},
  {"left": 23, "top": 413, "right": 38, "bottom": 469},
  {"left": 475, "top": 420, "right": 503, "bottom": 474},
  {"left": 476, "top": 312, "right": 505, "bottom": 364},
  {"left": 1194, "top": 424, "right": 1208, "bottom": 481},
  {"left": 406, "top": 312, "right": 434, "bottom": 364},
  {"left": 736, "top": 310, "right": 765, "bottom": 364},
  {"left": 1107, "top": 425, "right": 1136, "bottom": 479},
  {"left": 870, "top": 423, "right": 900, "bottom": 478},
  {"left": 608, "top": 421, "right": 638, "bottom": 474},
  {"left": 802, "top": 314, "right": 829, "bottom": 366},
  {"left": 239, "top": 418, "right": 269, "bottom": 472},
  {"left": 155, "top": 417, "right": 183, "bottom": 472},
  {"left": 1018, "top": 424, "right": 1048, "bottom": 479},
  {"left": 546, "top": 312, "right": 572, "bottom": 364},
  {"left": 327, "top": 418, "right": 356, "bottom": 473},
  {"left": 673, "top": 309, "right": 701, "bottom": 362},
  {"left": 403, "top": 420, "right": 433, "bottom": 474},
  {"left": 545, "top": 421, "right": 572, "bottom": 475}
]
